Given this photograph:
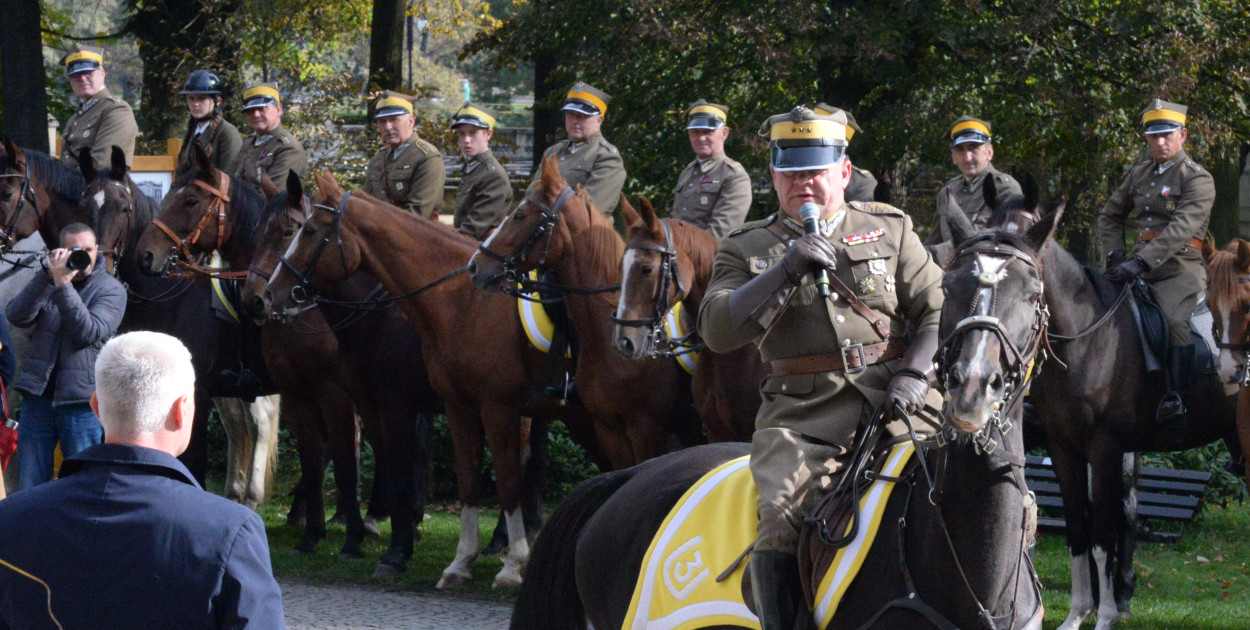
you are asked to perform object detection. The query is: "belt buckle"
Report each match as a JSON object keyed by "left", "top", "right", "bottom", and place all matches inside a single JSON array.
[{"left": 841, "top": 343, "right": 867, "bottom": 374}]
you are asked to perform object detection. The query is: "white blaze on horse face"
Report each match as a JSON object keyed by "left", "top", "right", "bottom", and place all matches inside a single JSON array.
[
  {"left": 615, "top": 249, "right": 639, "bottom": 320},
  {"left": 1058, "top": 552, "right": 1094, "bottom": 630},
  {"left": 92, "top": 190, "right": 105, "bottom": 209},
  {"left": 966, "top": 253, "right": 1011, "bottom": 382},
  {"left": 1205, "top": 302, "right": 1242, "bottom": 395}
]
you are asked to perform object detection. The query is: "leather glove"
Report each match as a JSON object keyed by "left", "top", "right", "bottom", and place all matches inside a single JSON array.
[
  {"left": 1104, "top": 255, "right": 1149, "bottom": 285},
  {"left": 1105, "top": 249, "right": 1126, "bottom": 269},
  {"left": 885, "top": 329, "right": 939, "bottom": 416},
  {"left": 780, "top": 232, "right": 837, "bottom": 285}
]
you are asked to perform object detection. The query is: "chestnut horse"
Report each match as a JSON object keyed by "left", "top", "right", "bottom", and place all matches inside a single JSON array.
[
  {"left": 1204, "top": 240, "right": 1250, "bottom": 491},
  {"left": 613, "top": 197, "right": 765, "bottom": 442},
  {"left": 259, "top": 170, "right": 597, "bottom": 588},
  {"left": 468, "top": 156, "right": 702, "bottom": 466}
]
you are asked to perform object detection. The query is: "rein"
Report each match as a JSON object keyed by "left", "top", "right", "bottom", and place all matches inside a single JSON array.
[
  {"left": 610, "top": 221, "right": 706, "bottom": 359},
  {"left": 150, "top": 173, "right": 235, "bottom": 275}
]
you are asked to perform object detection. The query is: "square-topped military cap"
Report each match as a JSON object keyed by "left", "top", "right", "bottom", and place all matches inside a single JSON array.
[
  {"left": 450, "top": 102, "right": 500, "bottom": 130},
  {"left": 373, "top": 91, "right": 417, "bottom": 119},
  {"left": 242, "top": 83, "right": 282, "bottom": 111},
  {"left": 685, "top": 100, "right": 728, "bottom": 131},
  {"left": 950, "top": 116, "right": 992, "bottom": 146},
  {"left": 814, "top": 103, "right": 863, "bottom": 141},
  {"left": 758, "top": 106, "right": 848, "bottom": 171},
  {"left": 63, "top": 44, "right": 105, "bottom": 77},
  {"left": 562, "top": 82, "right": 611, "bottom": 116},
  {"left": 1141, "top": 99, "right": 1187, "bottom": 135}
]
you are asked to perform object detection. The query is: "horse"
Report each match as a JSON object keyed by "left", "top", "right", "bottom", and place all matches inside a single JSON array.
[
  {"left": 508, "top": 214, "right": 1057, "bottom": 630},
  {"left": 77, "top": 146, "right": 281, "bottom": 508},
  {"left": 1203, "top": 239, "right": 1250, "bottom": 491},
  {"left": 612, "top": 196, "right": 765, "bottom": 442},
  {"left": 0, "top": 140, "right": 87, "bottom": 250},
  {"left": 467, "top": 155, "right": 703, "bottom": 466},
  {"left": 258, "top": 169, "right": 598, "bottom": 588},
  {"left": 946, "top": 193, "right": 1241, "bottom": 630},
  {"left": 239, "top": 171, "right": 446, "bottom": 575}
]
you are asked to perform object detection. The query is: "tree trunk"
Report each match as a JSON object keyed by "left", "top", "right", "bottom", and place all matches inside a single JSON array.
[
  {"left": 532, "top": 51, "right": 561, "bottom": 167},
  {"left": 369, "top": 0, "right": 405, "bottom": 91},
  {"left": 1, "top": 0, "right": 50, "bottom": 152}
]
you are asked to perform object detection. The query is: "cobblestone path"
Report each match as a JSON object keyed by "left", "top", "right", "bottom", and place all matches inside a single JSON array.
[{"left": 282, "top": 579, "right": 513, "bottom": 629}]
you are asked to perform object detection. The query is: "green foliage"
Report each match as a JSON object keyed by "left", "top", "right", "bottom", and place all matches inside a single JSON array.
[{"left": 1142, "top": 440, "right": 1247, "bottom": 505}]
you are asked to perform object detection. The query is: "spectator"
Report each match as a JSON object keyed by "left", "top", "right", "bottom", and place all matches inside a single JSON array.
[{"left": 0, "top": 331, "right": 286, "bottom": 628}]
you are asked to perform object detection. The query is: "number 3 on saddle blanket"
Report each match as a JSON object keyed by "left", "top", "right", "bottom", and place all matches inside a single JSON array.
[{"left": 621, "top": 441, "right": 915, "bottom": 630}]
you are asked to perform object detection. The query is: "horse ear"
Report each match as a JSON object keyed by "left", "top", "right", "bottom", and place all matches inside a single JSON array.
[
  {"left": 982, "top": 174, "right": 997, "bottom": 209},
  {"left": 1021, "top": 174, "right": 1039, "bottom": 213},
  {"left": 619, "top": 195, "right": 641, "bottom": 229},
  {"left": 1023, "top": 205, "right": 1064, "bottom": 251},
  {"left": 2, "top": 139, "right": 23, "bottom": 170},
  {"left": 540, "top": 153, "right": 564, "bottom": 191},
  {"left": 77, "top": 147, "right": 97, "bottom": 184},
  {"left": 194, "top": 143, "right": 215, "bottom": 182},
  {"left": 1201, "top": 233, "right": 1217, "bottom": 263},
  {"left": 638, "top": 196, "right": 660, "bottom": 233},
  {"left": 286, "top": 171, "right": 304, "bottom": 206},
  {"left": 940, "top": 189, "right": 976, "bottom": 245},
  {"left": 1236, "top": 239, "right": 1250, "bottom": 273},
  {"left": 109, "top": 146, "right": 127, "bottom": 180},
  {"left": 259, "top": 174, "right": 279, "bottom": 201}
]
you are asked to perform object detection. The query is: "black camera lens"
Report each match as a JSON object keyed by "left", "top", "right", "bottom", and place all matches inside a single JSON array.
[{"left": 66, "top": 247, "right": 92, "bottom": 271}]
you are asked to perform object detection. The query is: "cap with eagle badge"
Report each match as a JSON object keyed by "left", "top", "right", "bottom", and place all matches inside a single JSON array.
[
  {"left": 757, "top": 106, "right": 848, "bottom": 172},
  {"left": 242, "top": 83, "right": 281, "bottom": 111},
  {"left": 63, "top": 44, "right": 105, "bottom": 77},
  {"left": 950, "top": 116, "right": 992, "bottom": 147},
  {"left": 813, "top": 104, "right": 863, "bottom": 142},
  {"left": 562, "top": 82, "right": 611, "bottom": 116},
  {"left": 685, "top": 100, "right": 728, "bottom": 131},
  {"left": 1141, "top": 99, "right": 1187, "bottom": 135},
  {"left": 373, "top": 91, "right": 417, "bottom": 119},
  {"left": 450, "top": 102, "right": 498, "bottom": 130}
]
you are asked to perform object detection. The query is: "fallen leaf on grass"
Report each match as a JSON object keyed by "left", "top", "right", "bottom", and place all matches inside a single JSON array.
[{"left": 1197, "top": 556, "right": 1209, "bottom": 563}]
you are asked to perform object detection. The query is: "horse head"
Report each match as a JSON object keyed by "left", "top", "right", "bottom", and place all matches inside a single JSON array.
[
  {"left": 0, "top": 139, "right": 43, "bottom": 248},
  {"left": 937, "top": 206, "right": 1061, "bottom": 436},
  {"left": 245, "top": 172, "right": 311, "bottom": 324},
  {"left": 612, "top": 196, "right": 694, "bottom": 360},
  {"left": 79, "top": 146, "right": 141, "bottom": 276},
  {"left": 1205, "top": 240, "right": 1250, "bottom": 389},
  {"left": 136, "top": 144, "right": 231, "bottom": 275}
]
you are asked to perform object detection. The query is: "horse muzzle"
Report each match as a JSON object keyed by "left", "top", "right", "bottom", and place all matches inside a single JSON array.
[
  {"left": 466, "top": 257, "right": 505, "bottom": 292},
  {"left": 941, "top": 359, "right": 1006, "bottom": 433}
]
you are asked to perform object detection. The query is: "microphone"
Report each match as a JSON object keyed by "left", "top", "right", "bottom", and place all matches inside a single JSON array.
[{"left": 798, "top": 202, "right": 832, "bottom": 298}]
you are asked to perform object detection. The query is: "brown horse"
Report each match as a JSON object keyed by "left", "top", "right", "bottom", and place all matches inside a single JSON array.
[
  {"left": 258, "top": 170, "right": 597, "bottom": 588},
  {"left": 468, "top": 156, "right": 702, "bottom": 466},
  {"left": 0, "top": 140, "right": 88, "bottom": 250},
  {"left": 1204, "top": 240, "right": 1250, "bottom": 491},
  {"left": 613, "top": 197, "right": 765, "bottom": 442}
]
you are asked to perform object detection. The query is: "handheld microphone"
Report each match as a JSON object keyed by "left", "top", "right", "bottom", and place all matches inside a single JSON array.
[{"left": 798, "top": 202, "right": 832, "bottom": 298}]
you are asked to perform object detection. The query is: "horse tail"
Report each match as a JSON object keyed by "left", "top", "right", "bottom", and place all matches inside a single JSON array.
[{"left": 510, "top": 466, "right": 638, "bottom": 630}]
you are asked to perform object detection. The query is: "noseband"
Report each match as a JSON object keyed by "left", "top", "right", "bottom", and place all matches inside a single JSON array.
[
  {"left": 610, "top": 221, "right": 703, "bottom": 358},
  {"left": 475, "top": 185, "right": 575, "bottom": 286},
  {"left": 0, "top": 163, "right": 39, "bottom": 250},
  {"left": 151, "top": 173, "right": 232, "bottom": 262},
  {"left": 277, "top": 191, "right": 351, "bottom": 304}
]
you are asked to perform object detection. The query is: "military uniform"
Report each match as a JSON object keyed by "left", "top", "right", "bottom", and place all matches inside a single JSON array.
[
  {"left": 175, "top": 118, "right": 243, "bottom": 179},
  {"left": 362, "top": 138, "right": 445, "bottom": 219},
  {"left": 534, "top": 131, "right": 625, "bottom": 216},
  {"left": 670, "top": 155, "right": 751, "bottom": 238},
  {"left": 60, "top": 87, "right": 138, "bottom": 171},
  {"left": 233, "top": 125, "right": 307, "bottom": 191},
  {"left": 845, "top": 166, "right": 878, "bottom": 203},
  {"left": 453, "top": 149, "right": 511, "bottom": 239}
]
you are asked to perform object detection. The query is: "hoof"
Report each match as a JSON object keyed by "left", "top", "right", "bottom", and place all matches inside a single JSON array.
[
  {"left": 493, "top": 569, "right": 523, "bottom": 589},
  {"left": 286, "top": 515, "right": 306, "bottom": 530},
  {"left": 294, "top": 542, "right": 317, "bottom": 555},
  {"left": 363, "top": 516, "right": 383, "bottom": 537},
  {"left": 371, "top": 562, "right": 403, "bottom": 578},
  {"left": 436, "top": 570, "right": 472, "bottom": 590},
  {"left": 338, "top": 547, "right": 364, "bottom": 560}
]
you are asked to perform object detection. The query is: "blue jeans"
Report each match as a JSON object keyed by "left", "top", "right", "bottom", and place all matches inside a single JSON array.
[{"left": 15, "top": 394, "right": 102, "bottom": 491}]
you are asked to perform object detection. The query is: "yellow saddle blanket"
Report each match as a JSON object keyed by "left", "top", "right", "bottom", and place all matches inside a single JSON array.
[{"left": 621, "top": 441, "right": 915, "bottom": 630}]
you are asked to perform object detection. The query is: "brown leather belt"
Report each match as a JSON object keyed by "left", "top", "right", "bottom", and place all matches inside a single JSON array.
[
  {"left": 1136, "top": 230, "right": 1202, "bottom": 250},
  {"left": 770, "top": 338, "right": 905, "bottom": 375}
]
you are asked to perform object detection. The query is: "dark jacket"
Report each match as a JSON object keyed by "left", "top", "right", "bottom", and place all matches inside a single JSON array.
[
  {"left": 5, "top": 268, "right": 126, "bottom": 406},
  {"left": 0, "top": 316, "right": 14, "bottom": 388},
  {"left": 0, "top": 443, "right": 286, "bottom": 629}
]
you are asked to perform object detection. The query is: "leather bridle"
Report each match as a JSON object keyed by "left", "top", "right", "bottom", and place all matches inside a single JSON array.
[
  {"left": 277, "top": 191, "right": 351, "bottom": 304},
  {"left": 151, "top": 173, "right": 232, "bottom": 263},
  {"left": 0, "top": 163, "right": 40, "bottom": 251},
  {"left": 475, "top": 185, "right": 575, "bottom": 290},
  {"left": 609, "top": 221, "right": 703, "bottom": 359}
]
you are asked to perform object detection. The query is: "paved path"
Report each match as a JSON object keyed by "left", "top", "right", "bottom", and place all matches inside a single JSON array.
[{"left": 282, "top": 579, "right": 513, "bottom": 629}]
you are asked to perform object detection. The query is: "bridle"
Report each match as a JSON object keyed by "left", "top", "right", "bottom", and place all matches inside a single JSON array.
[
  {"left": 90, "top": 178, "right": 137, "bottom": 276},
  {"left": 0, "top": 162, "right": 41, "bottom": 251},
  {"left": 248, "top": 196, "right": 309, "bottom": 287},
  {"left": 151, "top": 173, "right": 233, "bottom": 264},
  {"left": 609, "top": 220, "right": 704, "bottom": 359},
  {"left": 1210, "top": 270, "right": 1250, "bottom": 387}
]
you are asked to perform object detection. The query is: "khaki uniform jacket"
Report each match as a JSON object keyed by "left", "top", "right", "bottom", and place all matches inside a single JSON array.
[
  {"left": 453, "top": 149, "right": 512, "bottom": 240},
  {"left": 1098, "top": 150, "right": 1214, "bottom": 269},
  {"left": 845, "top": 166, "right": 879, "bottom": 203},
  {"left": 698, "top": 202, "right": 944, "bottom": 445},
  {"left": 363, "top": 137, "right": 445, "bottom": 220},
  {"left": 926, "top": 164, "right": 1022, "bottom": 247},
  {"left": 60, "top": 88, "right": 138, "bottom": 170},
  {"left": 533, "top": 131, "right": 626, "bottom": 215},
  {"left": 175, "top": 118, "right": 244, "bottom": 179},
  {"left": 233, "top": 125, "right": 307, "bottom": 191},
  {"left": 670, "top": 153, "right": 752, "bottom": 238}
]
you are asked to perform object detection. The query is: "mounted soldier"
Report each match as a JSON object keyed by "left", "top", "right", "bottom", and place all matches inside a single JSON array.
[
  {"left": 175, "top": 70, "right": 242, "bottom": 179},
  {"left": 669, "top": 99, "right": 752, "bottom": 237},
  {"left": 814, "top": 104, "right": 879, "bottom": 203},
  {"left": 233, "top": 82, "right": 307, "bottom": 191},
  {"left": 531, "top": 82, "right": 626, "bottom": 216},
  {"left": 58, "top": 44, "right": 138, "bottom": 170},
  {"left": 450, "top": 103, "right": 512, "bottom": 239},
  {"left": 1099, "top": 99, "right": 1214, "bottom": 434},
  {"left": 362, "top": 91, "right": 445, "bottom": 220},
  {"left": 925, "top": 115, "right": 1022, "bottom": 266},
  {"left": 697, "top": 105, "right": 944, "bottom": 629}
]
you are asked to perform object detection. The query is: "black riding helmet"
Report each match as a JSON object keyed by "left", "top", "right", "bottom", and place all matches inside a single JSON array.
[{"left": 180, "top": 70, "right": 223, "bottom": 96}]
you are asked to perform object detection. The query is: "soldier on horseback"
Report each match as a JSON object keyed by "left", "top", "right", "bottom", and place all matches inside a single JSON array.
[
  {"left": 669, "top": 100, "right": 752, "bottom": 238},
  {"left": 175, "top": 70, "right": 243, "bottom": 179},
  {"left": 363, "top": 91, "right": 446, "bottom": 220},
  {"left": 531, "top": 82, "right": 626, "bottom": 216},
  {"left": 698, "top": 106, "right": 944, "bottom": 629},
  {"left": 1099, "top": 99, "right": 1214, "bottom": 433},
  {"left": 58, "top": 44, "right": 138, "bottom": 171},
  {"left": 233, "top": 82, "right": 308, "bottom": 191}
]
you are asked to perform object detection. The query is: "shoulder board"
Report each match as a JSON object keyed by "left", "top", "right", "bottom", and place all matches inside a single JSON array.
[
  {"left": 416, "top": 139, "right": 438, "bottom": 156},
  {"left": 853, "top": 166, "right": 872, "bottom": 176},
  {"left": 545, "top": 141, "right": 566, "bottom": 155},
  {"left": 724, "top": 157, "right": 744, "bottom": 172},
  {"left": 848, "top": 200, "right": 905, "bottom": 217},
  {"left": 944, "top": 173, "right": 963, "bottom": 186},
  {"left": 994, "top": 172, "right": 1015, "bottom": 183},
  {"left": 725, "top": 213, "right": 779, "bottom": 238},
  {"left": 1182, "top": 158, "right": 1204, "bottom": 172},
  {"left": 599, "top": 139, "right": 619, "bottom": 155}
]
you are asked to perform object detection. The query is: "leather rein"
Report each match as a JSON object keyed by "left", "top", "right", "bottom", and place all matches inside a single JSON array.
[{"left": 149, "top": 173, "right": 248, "bottom": 280}]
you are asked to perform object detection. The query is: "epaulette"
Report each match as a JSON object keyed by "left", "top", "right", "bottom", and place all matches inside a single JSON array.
[
  {"left": 724, "top": 157, "right": 745, "bottom": 172},
  {"left": 725, "top": 213, "right": 778, "bottom": 238},
  {"left": 416, "top": 139, "right": 438, "bottom": 156},
  {"left": 848, "top": 200, "right": 905, "bottom": 217},
  {"left": 853, "top": 166, "right": 872, "bottom": 176},
  {"left": 1182, "top": 158, "right": 1204, "bottom": 172},
  {"left": 994, "top": 172, "right": 1014, "bottom": 183},
  {"left": 600, "top": 140, "right": 620, "bottom": 155}
]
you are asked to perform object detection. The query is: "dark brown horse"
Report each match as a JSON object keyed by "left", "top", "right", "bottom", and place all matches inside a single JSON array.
[
  {"left": 468, "top": 156, "right": 702, "bottom": 466},
  {"left": 613, "top": 197, "right": 765, "bottom": 442},
  {"left": 1204, "top": 240, "right": 1250, "bottom": 491},
  {"left": 259, "top": 170, "right": 597, "bottom": 588},
  {"left": 0, "top": 140, "right": 88, "bottom": 250}
]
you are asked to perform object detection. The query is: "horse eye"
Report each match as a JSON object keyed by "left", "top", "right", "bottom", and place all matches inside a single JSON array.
[
  {"left": 1, "top": 190, "right": 11, "bottom": 201},
  {"left": 641, "top": 264, "right": 656, "bottom": 275}
]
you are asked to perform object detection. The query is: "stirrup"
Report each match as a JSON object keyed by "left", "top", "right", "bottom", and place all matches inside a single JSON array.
[{"left": 1156, "top": 391, "right": 1186, "bottom": 424}]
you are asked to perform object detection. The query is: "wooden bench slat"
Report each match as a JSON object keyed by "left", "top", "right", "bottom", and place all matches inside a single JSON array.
[{"left": 1136, "top": 479, "right": 1208, "bottom": 495}]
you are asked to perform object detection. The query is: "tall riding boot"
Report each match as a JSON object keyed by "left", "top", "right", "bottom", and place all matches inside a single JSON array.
[
  {"left": 1157, "top": 344, "right": 1193, "bottom": 439},
  {"left": 748, "top": 550, "right": 805, "bottom": 630}
]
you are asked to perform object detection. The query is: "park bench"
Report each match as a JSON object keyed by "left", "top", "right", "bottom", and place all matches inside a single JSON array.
[{"left": 1024, "top": 454, "right": 1212, "bottom": 543}]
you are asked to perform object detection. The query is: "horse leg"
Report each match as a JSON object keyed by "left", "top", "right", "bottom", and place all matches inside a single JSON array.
[
  {"left": 324, "top": 395, "right": 366, "bottom": 558},
  {"left": 286, "top": 396, "right": 329, "bottom": 553},
  {"left": 256, "top": 394, "right": 281, "bottom": 508},
  {"left": 373, "top": 409, "right": 423, "bottom": 577},
  {"left": 357, "top": 400, "right": 389, "bottom": 538},
  {"left": 437, "top": 403, "right": 486, "bottom": 589},
  {"left": 1114, "top": 452, "right": 1140, "bottom": 615},
  {"left": 1051, "top": 444, "right": 1095, "bottom": 630},
  {"left": 1088, "top": 446, "right": 1127, "bottom": 630},
  {"left": 1239, "top": 391, "right": 1250, "bottom": 492},
  {"left": 214, "top": 397, "right": 248, "bottom": 503},
  {"left": 481, "top": 405, "right": 529, "bottom": 588}
]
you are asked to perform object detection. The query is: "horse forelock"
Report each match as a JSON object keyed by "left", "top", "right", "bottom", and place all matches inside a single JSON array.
[{"left": 1206, "top": 248, "right": 1245, "bottom": 315}]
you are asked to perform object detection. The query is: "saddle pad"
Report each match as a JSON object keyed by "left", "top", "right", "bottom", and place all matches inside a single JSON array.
[
  {"left": 663, "top": 301, "right": 699, "bottom": 375},
  {"left": 210, "top": 252, "right": 241, "bottom": 325},
  {"left": 518, "top": 270, "right": 570, "bottom": 357},
  {"left": 621, "top": 441, "right": 914, "bottom": 630}
]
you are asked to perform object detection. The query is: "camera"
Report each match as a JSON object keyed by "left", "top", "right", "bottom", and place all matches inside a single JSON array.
[{"left": 66, "top": 247, "right": 92, "bottom": 272}]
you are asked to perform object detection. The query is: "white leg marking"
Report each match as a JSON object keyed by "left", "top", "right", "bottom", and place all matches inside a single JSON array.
[
  {"left": 1058, "top": 552, "right": 1093, "bottom": 630},
  {"left": 437, "top": 506, "right": 481, "bottom": 589},
  {"left": 1092, "top": 546, "right": 1121, "bottom": 630},
  {"left": 494, "top": 507, "right": 529, "bottom": 588}
]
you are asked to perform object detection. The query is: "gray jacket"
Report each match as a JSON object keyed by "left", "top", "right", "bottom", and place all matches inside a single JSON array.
[{"left": 6, "top": 269, "right": 126, "bottom": 407}]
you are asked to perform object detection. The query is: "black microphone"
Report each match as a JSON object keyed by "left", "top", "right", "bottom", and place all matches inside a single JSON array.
[{"left": 799, "top": 202, "right": 831, "bottom": 298}]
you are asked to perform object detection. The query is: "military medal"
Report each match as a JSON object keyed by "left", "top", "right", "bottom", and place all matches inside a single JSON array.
[
  {"left": 396, "top": 182, "right": 404, "bottom": 190},
  {"left": 885, "top": 275, "right": 896, "bottom": 292},
  {"left": 1160, "top": 186, "right": 1171, "bottom": 196},
  {"left": 859, "top": 276, "right": 876, "bottom": 294},
  {"left": 83, "top": 130, "right": 90, "bottom": 138},
  {"left": 867, "top": 258, "right": 887, "bottom": 276},
  {"left": 700, "top": 195, "right": 709, "bottom": 205},
  {"left": 842, "top": 228, "right": 885, "bottom": 246}
]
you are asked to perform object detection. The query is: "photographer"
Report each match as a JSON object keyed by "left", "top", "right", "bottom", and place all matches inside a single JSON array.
[{"left": 6, "top": 223, "right": 125, "bottom": 491}]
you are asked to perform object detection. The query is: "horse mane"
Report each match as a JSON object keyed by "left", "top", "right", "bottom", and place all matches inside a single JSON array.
[
  {"left": 664, "top": 218, "right": 718, "bottom": 283},
  {"left": 1206, "top": 247, "right": 1241, "bottom": 312},
  {"left": 351, "top": 188, "right": 479, "bottom": 251},
  {"left": 573, "top": 186, "right": 624, "bottom": 283},
  {"left": 1, "top": 148, "right": 85, "bottom": 202},
  {"left": 226, "top": 176, "right": 267, "bottom": 255}
]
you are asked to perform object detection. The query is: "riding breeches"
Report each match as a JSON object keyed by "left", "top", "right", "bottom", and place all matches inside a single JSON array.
[{"left": 1144, "top": 250, "right": 1206, "bottom": 347}]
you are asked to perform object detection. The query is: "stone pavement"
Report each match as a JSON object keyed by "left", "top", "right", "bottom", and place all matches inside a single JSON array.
[{"left": 282, "top": 579, "right": 513, "bottom": 629}]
